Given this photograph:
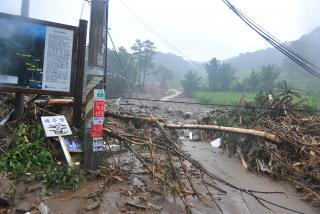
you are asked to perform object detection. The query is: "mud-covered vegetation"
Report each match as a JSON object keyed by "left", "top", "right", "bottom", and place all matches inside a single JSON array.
[
  {"left": 197, "top": 89, "right": 320, "bottom": 202},
  {"left": 0, "top": 118, "right": 82, "bottom": 192}
]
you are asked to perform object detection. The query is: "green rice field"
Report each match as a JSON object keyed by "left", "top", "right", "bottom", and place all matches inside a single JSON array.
[
  {"left": 193, "top": 91, "right": 320, "bottom": 110},
  {"left": 193, "top": 92, "right": 256, "bottom": 105}
]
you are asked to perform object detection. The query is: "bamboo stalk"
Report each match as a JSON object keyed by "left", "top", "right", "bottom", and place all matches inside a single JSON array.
[
  {"left": 105, "top": 111, "right": 165, "bottom": 123},
  {"left": 34, "top": 98, "right": 74, "bottom": 105},
  {"left": 166, "top": 124, "right": 280, "bottom": 143}
]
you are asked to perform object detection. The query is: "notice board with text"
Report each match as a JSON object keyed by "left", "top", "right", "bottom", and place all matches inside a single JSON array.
[{"left": 0, "top": 13, "right": 79, "bottom": 95}]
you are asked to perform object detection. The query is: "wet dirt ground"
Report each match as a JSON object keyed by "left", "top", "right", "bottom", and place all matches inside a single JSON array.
[
  {"left": 2, "top": 90, "right": 320, "bottom": 213},
  {"left": 115, "top": 90, "right": 320, "bottom": 214},
  {"left": 183, "top": 141, "right": 320, "bottom": 214}
]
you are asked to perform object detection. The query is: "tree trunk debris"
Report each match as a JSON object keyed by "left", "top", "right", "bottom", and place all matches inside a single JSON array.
[{"left": 165, "top": 124, "right": 280, "bottom": 142}]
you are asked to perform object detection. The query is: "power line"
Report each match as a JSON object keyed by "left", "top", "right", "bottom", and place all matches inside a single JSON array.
[
  {"left": 106, "top": 96, "right": 318, "bottom": 113},
  {"left": 119, "top": 0, "right": 205, "bottom": 71},
  {"left": 222, "top": 0, "right": 320, "bottom": 77},
  {"left": 107, "top": 31, "right": 309, "bottom": 214},
  {"left": 80, "top": 0, "right": 91, "bottom": 20},
  {"left": 232, "top": 4, "right": 317, "bottom": 69},
  {"left": 107, "top": 31, "right": 154, "bottom": 117},
  {"left": 222, "top": 0, "right": 320, "bottom": 79},
  {"left": 79, "top": 0, "right": 86, "bottom": 20}
]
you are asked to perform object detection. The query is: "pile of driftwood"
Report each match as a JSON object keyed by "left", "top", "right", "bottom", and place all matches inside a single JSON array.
[
  {"left": 1, "top": 91, "right": 316, "bottom": 213},
  {"left": 196, "top": 89, "right": 320, "bottom": 204},
  {"left": 103, "top": 110, "right": 290, "bottom": 213},
  {"left": 22, "top": 96, "right": 296, "bottom": 213}
]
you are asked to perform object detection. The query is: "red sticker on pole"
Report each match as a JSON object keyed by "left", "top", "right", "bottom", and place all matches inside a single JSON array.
[
  {"left": 91, "top": 123, "right": 103, "bottom": 138},
  {"left": 91, "top": 89, "right": 105, "bottom": 138},
  {"left": 94, "top": 100, "right": 105, "bottom": 117}
]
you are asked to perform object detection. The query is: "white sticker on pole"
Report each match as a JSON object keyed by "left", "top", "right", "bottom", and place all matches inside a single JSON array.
[
  {"left": 41, "top": 116, "right": 72, "bottom": 137},
  {"left": 93, "top": 137, "right": 104, "bottom": 152}
]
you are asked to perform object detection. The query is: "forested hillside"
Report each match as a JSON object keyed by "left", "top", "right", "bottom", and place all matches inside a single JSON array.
[
  {"left": 227, "top": 27, "right": 320, "bottom": 90},
  {"left": 153, "top": 52, "right": 205, "bottom": 79}
]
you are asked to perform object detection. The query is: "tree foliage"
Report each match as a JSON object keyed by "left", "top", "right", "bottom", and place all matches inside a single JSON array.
[
  {"left": 242, "top": 65, "right": 281, "bottom": 91},
  {"left": 205, "top": 58, "right": 236, "bottom": 91},
  {"left": 181, "top": 71, "right": 201, "bottom": 96},
  {"left": 106, "top": 47, "right": 137, "bottom": 96},
  {"left": 131, "top": 39, "right": 157, "bottom": 89},
  {"left": 154, "top": 65, "right": 174, "bottom": 89}
]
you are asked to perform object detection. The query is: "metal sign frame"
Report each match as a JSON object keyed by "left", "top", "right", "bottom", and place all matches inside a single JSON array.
[{"left": 0, "top": 12, "right": 79, "bottom": 96}]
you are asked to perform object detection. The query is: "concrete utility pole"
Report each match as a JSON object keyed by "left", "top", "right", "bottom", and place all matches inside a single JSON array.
[
  {"left": 14, "top": 0, "right": 30, "bottom": 120},
  {"left": 104, "top": 0, "right": 109, "bottom": 94},
  {"left": 84, "top": 0, "right": 108, "bottom": 170}
]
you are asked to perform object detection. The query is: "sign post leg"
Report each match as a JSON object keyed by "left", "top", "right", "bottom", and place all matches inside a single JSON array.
[
  {"left": 14, "top": 0, "right": 30, "bottom": 120},
  {"left": 72, "top": 20, "right": 88, "bottom": 129}
]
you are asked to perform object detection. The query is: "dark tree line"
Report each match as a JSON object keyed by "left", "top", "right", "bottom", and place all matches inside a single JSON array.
[
  {"left": 131, "top": 39, "right": 157, "bottom": 89},
  {"left": 181, "top": 57, "right": 281, "bottom": 95},
  {"left": 106, "top": 39, "right": 174, "bottom": 96}
]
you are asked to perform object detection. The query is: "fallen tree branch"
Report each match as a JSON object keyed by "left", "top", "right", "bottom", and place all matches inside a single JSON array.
[
  {"left": 105, "top": 111, "right": 165, "bottom": 123},
  {"left": 166, "top": 124, "right": 280, "bottom": 143},
  {"left": 34, "top": 98, "right": 74, "bottom": 105},
  {"left": 102, "top": 126, "right": 305, "bottom": 214}
]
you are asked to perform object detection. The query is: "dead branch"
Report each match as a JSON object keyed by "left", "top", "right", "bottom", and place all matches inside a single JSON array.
[
  {"left": 105, "top": 111, "right": 165, "bottom": 123},
  {"left": 34, "top": 98, "right": 74, "bottom": 105}
]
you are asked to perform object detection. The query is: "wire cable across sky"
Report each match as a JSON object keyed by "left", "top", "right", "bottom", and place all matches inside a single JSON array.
[
  {"left": 222, "top": 0, "right": 320, "bottom": 79},
  {"left": 119, "top": 0, "right": 205, "bottom": 71}
]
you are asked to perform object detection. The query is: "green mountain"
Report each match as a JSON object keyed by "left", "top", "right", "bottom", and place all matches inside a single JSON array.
[
  {"left": 226, "top": 27, "right": 320, "bottom": 90},
  {"left": 226, "top": 47, "right": 284, "bottom": 78},
  {"left": 153, "top": 52, "right": 205, "bottom": 79}
]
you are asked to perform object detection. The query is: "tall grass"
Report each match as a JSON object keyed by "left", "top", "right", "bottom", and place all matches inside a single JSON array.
[
  {"left": 193, "top": 91, "right": 320, "bottom": 110},
  {"left": 193, "top": 92, "right": 256, "bottom": 105}
]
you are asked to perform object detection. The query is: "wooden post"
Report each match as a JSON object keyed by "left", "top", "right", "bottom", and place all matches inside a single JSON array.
[
  {"left": 14, "top": 0, "right": 30, "bottom": 120},
  {"left": 84, "top": 0, "right": 108, "bottom": 170},
  {"left": 72, "top": 20, "right": 88, "bottom": 129}
]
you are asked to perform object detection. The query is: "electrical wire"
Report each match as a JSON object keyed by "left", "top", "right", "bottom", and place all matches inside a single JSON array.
[
  {"left": 119, "top": 0, "right": 204, "bottom": 71},
  {"left": 106, "top": 96, "right": 318, "bottom": 113},
  {"left": 107, "top": 31, "right": 308, "bottom": 213},
  {"left": 80, "top": 0, "right": 91, "bottom": 20},
  {"left": 79, "top": 0, "right": 85, "bottom": 20},
  {"left": 107, "top": 31, "right": 154, "bottom": 117},
  {"left": 222, "top": 0, "right": 320, "bottom": 77},
  {"left": 230, "top": 3, "right": 317, "bottom": 69},
  {"left": 222, "top": 0, "right": 320, "bottom": 79}
]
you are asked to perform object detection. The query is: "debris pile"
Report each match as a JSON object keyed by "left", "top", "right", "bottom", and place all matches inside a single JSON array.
[
  {"left": 1, "top": 90, "right": 318, "bottom": 213},
  {"left": 103, "top": 105, "right": 291, "bottom": 213},
  {"left": 201, "top": 90, "right": 320, "bottom": 204}
]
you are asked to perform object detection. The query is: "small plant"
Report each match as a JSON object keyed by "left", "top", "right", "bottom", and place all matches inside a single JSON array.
[
  {"left": 43, "top": 165, "right": 82, "bottom": 192},
  {"left": 0, "top": 122, "right": 82, "bottom": 192},
  {"left": 0, "top": 123, "right": 54, "bottom": 179}
]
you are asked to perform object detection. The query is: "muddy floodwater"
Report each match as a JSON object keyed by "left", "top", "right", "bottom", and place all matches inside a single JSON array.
[
  {"left": 183, "top": 140, "right": 320, "bottom": 214},
  {"left": 4, "top": 90, "right": 320, "bottom": 213},
  {"left": 45, "top": 141, "right": 320, "bottom": 214}
]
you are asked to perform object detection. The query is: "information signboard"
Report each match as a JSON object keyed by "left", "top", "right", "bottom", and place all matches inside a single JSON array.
[
  {"left": 41, "top": 115, "right": 72, "bottom": 137},
  {"left": 0, "top": 13, "right": 78, "bottom": 95}
]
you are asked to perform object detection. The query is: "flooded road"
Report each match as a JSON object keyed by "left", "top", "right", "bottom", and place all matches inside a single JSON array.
[
  {"left": 10, "top": 89, "right": 319, "bottom": 214},
  {"left": 160, "top": 89, "right": 320, "bottom": 214},
  {"left": 160, "top": 89, "right": 182, "bottom": 101},
  {"left": 183, "top": 140, "right": 320, "bottom": 214}
]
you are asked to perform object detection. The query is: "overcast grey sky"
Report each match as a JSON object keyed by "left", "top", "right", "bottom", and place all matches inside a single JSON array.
[{"left": 1, "top": 0, "right": 320, "bottom": 61}]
